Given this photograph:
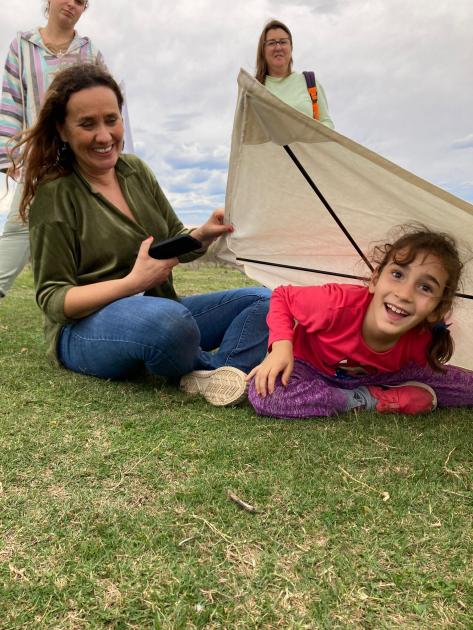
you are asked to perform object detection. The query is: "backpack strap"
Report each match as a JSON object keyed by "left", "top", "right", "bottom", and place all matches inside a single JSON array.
[{"left": 302, "top": 71, "right": 319, "bottom": 120}]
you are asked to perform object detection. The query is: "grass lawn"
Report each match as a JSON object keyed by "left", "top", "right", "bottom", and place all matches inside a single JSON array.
[{"left": 0, "top": 267, "right": 472, "bottom": 629}]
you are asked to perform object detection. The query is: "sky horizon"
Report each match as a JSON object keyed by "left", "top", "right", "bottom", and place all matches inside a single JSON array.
[{"left": 1, "top": 0, "right": 472, "bottom": 227}]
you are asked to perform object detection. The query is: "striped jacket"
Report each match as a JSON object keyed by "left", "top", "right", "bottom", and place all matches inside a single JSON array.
[{"left": 0, "top": 28, "right": 103, "bottom": 169}]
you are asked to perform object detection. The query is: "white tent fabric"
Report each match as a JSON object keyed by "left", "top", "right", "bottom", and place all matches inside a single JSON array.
[
  {"left": 215, "top": 69, "right": 473, "bottom": 370},
  {"left": 119, "top": 81, "right": 135, "bottom": 155}
]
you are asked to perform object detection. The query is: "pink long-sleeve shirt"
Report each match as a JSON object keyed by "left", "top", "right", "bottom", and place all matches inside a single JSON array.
[{"left": 268, "top": 283, "right": 431, "bottom": 377}]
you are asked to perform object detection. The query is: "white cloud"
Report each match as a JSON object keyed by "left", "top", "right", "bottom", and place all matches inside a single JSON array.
[
  {"left": 1, "top": 0, "right": 472, "bottom": 227},
  {"left": 451, "top": 134, "right": 473, "bottom": 150}
]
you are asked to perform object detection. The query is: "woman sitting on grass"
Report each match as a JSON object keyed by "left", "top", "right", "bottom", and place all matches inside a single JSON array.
[
  {"left": 247, "top": 226, "right": 473, "bottom": 418},
  {"left": 9, "top": 63, "right": 270, "bottom": 407}
]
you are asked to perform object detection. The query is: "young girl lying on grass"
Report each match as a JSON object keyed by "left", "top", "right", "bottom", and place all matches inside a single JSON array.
[{"left": 247, "top": 226, "right": 473, "bottom": 418}]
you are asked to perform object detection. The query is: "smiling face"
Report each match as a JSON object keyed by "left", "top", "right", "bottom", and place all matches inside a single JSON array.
[
  {"left": 263, "top": 27, "right": 293, "bottom": 77},
  {"left": 362, "top": 250, "right": 449, "bottom": 351},
  {"left": 47, "top": 0, "right": 87, "bottom": 29},
  {"left": 57, "top": 86, "right": 124, "bottom": 178}
]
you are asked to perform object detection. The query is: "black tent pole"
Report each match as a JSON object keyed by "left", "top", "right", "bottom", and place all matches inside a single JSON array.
[
  {"left": 283, "top": 144, "right": 374, "bottom": 272},
  {"left": 235, "top": 257, "right": 365, "bottom": 281}
]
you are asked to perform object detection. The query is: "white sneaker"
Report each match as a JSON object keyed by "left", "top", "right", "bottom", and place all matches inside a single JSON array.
[{"left": 179, "top": 366, "right": 248, "bottom": 407}]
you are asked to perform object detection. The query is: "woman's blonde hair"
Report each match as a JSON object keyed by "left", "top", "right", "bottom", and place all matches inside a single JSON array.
[{"left": 255, "top": 19, "right": 293, "bottom": 84}]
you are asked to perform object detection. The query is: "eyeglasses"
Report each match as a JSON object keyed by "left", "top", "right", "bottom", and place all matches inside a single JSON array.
[{"left": 264, "top": 38, "right": 291, "bottom": 48}]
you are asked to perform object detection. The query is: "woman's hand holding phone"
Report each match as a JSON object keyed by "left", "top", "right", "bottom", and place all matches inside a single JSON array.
[{"left": 127, "top": 237, "right": 179, "bottom": 293}]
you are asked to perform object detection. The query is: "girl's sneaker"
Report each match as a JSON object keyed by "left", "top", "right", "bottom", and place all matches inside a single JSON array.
[
  {"left": 179, "top": 366, "right": 248, "bottom": 406},
  {"left": 367, "top": 381, "right": 437, "bottom": 415}
]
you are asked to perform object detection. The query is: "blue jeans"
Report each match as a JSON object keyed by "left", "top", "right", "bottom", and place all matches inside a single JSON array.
[{"left": 58, "top": 287, "right": 271, "bottom": 379}]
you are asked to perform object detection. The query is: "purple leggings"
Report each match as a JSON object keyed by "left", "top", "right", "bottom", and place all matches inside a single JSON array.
[{"left": 248, "top": 359, "right": 473, "bottom": 419}]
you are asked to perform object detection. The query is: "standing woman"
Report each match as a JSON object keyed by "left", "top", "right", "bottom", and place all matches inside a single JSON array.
[
  {"left": 255, "top": 19, "right": 334, "bottom": 129},
  {"left": 0, "top": 0, "right": 103, "bottom": 297}
]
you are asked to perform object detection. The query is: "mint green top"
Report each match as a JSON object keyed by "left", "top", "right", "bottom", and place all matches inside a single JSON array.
[
  {"left": 29, "top": 154, "right": 204, "bottom": 363},
  {"left": 265, "top": 72, "right": 334, "bottom": 129}
]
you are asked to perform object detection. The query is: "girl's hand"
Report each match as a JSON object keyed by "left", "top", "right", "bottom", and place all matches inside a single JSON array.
[
  {"left": 247, "top": 340, "right": 294, "bottom": 397},
  {"left": 125, "top": 236, "right": 179, "bottom": 293},
  {"left": 190, "top": 208, "right": 233, "bottom": 247}
]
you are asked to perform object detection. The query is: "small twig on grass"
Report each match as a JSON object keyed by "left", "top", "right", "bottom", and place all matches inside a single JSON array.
[
  {"left": 370, "top": 436, "right": 399, "bottom": 450},
  {"left": 338, "top": 465, "right": 390, "bottom": 502},
  {"left": 191, "top": 514, "right": 233, "bottom": 543},
  {"left": 442, "top": 489, "right": 470, "bottom": 498},
  {"left": 227, "top": 490, "right": 259, "bottom": 514},
  {"left": 178, "top": 534, "right": 198, "bottom": 547},
  {"left": 274, "top": 573, "right": 297, "bottom": 588},
  {"left": 110, "top": 440, "right": 165, "bottom": 491},
  {"left": 443, "top": 447, "right": 462, "bottom": 481}
]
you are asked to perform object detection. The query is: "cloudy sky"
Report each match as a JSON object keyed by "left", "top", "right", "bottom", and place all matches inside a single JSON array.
[{"left": 1, "top": 0, "right": 472, "bottom": 225}]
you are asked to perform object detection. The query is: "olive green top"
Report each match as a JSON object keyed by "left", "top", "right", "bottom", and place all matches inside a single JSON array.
[{"left": 29, "top": 154, "right": 205, "bottom": 364}]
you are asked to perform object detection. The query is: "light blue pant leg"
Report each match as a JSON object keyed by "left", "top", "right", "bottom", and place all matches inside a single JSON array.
[
  {"left": 0, "top": 183, "right": 30, "bottom": 297},
  {"left": 58, "top": 288, "right": 271, "bottom": 380}
]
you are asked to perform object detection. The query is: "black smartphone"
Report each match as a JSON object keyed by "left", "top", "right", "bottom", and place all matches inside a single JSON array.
[{"left": 148, "top": 234, "right": 202, "bottom": 259}]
